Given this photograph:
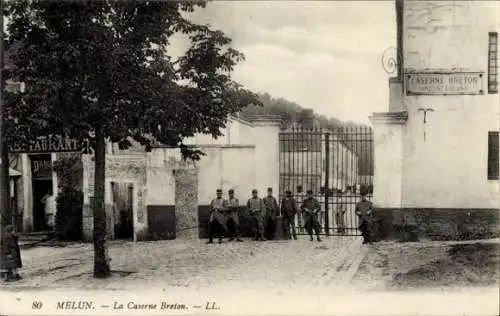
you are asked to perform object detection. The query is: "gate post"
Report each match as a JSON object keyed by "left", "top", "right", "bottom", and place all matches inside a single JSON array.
[{"left": 324, "top": 132, "right": 330, "bottom": 236}]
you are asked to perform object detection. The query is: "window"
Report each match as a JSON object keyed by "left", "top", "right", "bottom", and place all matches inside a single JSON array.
[
  {"left": 488, "top": 32, "right": 498, "bottom": 94},
  {"left": 488, "top": 131, "right": 499, "bottom": 180}
]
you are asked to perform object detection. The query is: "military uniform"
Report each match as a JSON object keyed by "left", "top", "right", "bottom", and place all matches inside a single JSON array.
[
  {"left": 224, "top": 193, "right": 242, "bottom": 241},
  {"left": 281, "top": 195, "right": 298, "bottom": 240},
  {"left": 355, "top": 197, "right": 374, "bottom": 244},
  {"left": 263, "top": 193, "right": 279, "bottom": 240},
  {"left": 208, "top": 192, "right": 227, "bottom": 244},
  {"left": 247, "top": 196, "right": 265, "bottom": 240},
  {"left": 301, "top": 195, "right": 322, "bottom": 242}
]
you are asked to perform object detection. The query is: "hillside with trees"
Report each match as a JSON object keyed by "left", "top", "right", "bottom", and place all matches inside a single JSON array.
[
  {"left": 239, "top": 93, "right": 343, "bottom": 129},
  {"left": 240, "top": 93, "right": 373, "bottom": 177}
]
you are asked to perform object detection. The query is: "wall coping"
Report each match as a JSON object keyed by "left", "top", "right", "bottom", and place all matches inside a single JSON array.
[
  {"left": 405, "top": 68, "right": 485, "bottom": 74},
  {"left": 151, "top": 144, "right": 255, "bottom": 149},
  {"left": 245, "top": 115, "right": 283, "bottom": 127},
  {"left": 369, "top": 111, "right": 408, "bottom": 125},
  {"left": 193, "top": 144, "right": 256, "bottom": 149},
  {"left": 228, "top": 115, "right": 254, "bottom": 127},
  {"left": 389, "top": 77, "right": 401, "bottom": 84}
]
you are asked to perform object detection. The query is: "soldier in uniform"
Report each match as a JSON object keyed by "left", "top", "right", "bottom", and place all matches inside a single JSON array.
[
  {"left": 280, "top": 190, "right": 298, "bottom": 240},
  {"left": 247, "top": 189, "right": 266, "bottom": 241},
  {"left": 263, "top": 187, "right": 279, "bottom": 240},
  {"left": 224, "top": 189, "right": 243, "bottom": 242},
  {"left": 301, "top": 190, "right": 322, "bottom": 242},
  {"left": 207, "top": 189, "right": 227, "bottom": 244},
  {"left": 355, "top": 191, "right": 374, "bottom": 244}
]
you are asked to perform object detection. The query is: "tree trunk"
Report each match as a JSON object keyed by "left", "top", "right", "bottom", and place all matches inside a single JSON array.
[
  {"left": 0, "top": 2, "right": 10, "bottom": 229},
  {"left": 93, "top": 127, "right": 111, "bottom": 278},
  {"left": 0, "top": 140, "right": 10, "bottom": 228}
]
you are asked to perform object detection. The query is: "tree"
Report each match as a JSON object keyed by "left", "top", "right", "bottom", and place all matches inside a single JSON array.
[{"left": 4, "top": 0, "right": 259, "bottom": 278}]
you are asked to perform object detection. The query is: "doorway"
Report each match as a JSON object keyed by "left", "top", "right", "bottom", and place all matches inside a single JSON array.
[
  {"left": 32, "top": 179, "right": 53, "bottom": 231},
  {"left": 111, "top": 182, "right": 134, "bottom": 239}
]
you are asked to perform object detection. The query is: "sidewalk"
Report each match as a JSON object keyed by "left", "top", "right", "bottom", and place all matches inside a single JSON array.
[{"left": 1, "top": 237, "right": 367, "bottom": 292}]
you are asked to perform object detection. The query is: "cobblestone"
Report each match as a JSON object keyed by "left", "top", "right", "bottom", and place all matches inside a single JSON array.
[{"left": 1, "top": 237, "right": 367, "bottom": 292}]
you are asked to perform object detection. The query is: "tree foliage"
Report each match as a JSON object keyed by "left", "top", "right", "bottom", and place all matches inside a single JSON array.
[
  {"left": 4, "top": 0, "right": 259, "bottom": 278},
  {"left": 239, "top": 93, "right": 373, "bottom": 176},
  {"left": 239, "top": 92, "right": 343, "bottom": 130},
  {"left": 4, "top": 0, "right": 259, "bottom": 152}
]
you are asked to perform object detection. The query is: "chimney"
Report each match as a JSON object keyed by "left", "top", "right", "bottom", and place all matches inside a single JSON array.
[{"left": 300, "top": 109, "right": 315, "bottom": 130}]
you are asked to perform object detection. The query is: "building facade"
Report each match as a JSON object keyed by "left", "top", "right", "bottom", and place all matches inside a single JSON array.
[
  {"left": 9, "top": 137, "right": 83, "bottom": 234},
  {"left": 81, "top": 115, "right": 282, "bottom": 241},
  {"left": 371, "top": 0, "right": 500, "bottom": 239}
]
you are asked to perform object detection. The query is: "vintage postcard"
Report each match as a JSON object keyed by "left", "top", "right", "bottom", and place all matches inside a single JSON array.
[{"left": 0, "top": 0, "right": 498, "bottom": 315}]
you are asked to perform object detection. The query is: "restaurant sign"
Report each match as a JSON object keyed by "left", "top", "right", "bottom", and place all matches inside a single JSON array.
[
  {"left": 406, "top": 72, "right": 484, "bottom": 95},
  {"left": 9, "top": 135, "right": 81, "bottom": 154}
]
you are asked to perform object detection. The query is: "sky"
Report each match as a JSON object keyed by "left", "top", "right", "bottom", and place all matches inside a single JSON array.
[
  {"left": 4, "top": 1, "right": 396, "bottom": 124},
  {"left": 173, "top": 1, "right": 397, "bottom": 124}
]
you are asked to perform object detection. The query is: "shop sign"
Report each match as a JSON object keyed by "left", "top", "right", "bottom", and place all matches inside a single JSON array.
[
  {"left": 9, "top": 135, "right": 81, "bottom": 154},
  {"left": 30, "top": 154, "right": 52, "bottom": 179}
]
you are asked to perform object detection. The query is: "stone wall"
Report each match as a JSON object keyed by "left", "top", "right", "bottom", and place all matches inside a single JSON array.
[
  {"left": 82, "top": 154, "right": 148, "bottom": 242},
  {"left": 376, "top": 208, "right": 500, "bottom": 241}
]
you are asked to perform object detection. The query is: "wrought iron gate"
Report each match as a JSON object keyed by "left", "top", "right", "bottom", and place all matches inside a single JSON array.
[{"left": 279, "top": 125, "right": 374, "bottom": 236}]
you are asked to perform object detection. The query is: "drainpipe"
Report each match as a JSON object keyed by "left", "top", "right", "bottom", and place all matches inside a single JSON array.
[{"left": 396, "top": 0, "right": 404, "bottom": 85}]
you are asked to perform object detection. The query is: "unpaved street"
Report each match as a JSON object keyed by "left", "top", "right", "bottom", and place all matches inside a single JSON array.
[{"left": 1, "top": 237, "right": 368, "bottom": 292}]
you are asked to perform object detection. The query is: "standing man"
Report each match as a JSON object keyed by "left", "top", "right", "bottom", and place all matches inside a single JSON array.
[
  {"left": 263, "top": 187, "right": 279, "bottom": 240},
  {"left": 207, "top": 189, "right": 227, "bottom": 244},
  {"left": 301, "top": 189, "right": 322, "bottom": 242},
  {"left": 335, "top": 189, "right": 348, "bottom": 234},
  {"left": 355, "top": 191, "right": 374, "bottom": 244},
  {"left": 280, "top": 190, "right": 298, "bottom": 240},
  {"left": 247, "top": 189, "right": 265, "bottom": 241},
  {"left": 41, "top": 190, "right": 56, "bottom": 231},
  {"left": 224, "top": 189, "right": 243, "bottom": 242}
]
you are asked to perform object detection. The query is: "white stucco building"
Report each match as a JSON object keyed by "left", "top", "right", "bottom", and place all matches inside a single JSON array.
[
  {"left": 370, "top": 0, "right": 499, "bottom": 239},
  {"left": 81, "top": 115, "right": 282, "bottom": 241}
]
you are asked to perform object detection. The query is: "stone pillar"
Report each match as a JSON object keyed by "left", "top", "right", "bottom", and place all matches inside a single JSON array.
[
  {"left": 369, "top": 111, "right": 408, "bottom": 238},
  {"left": 369, "top": 112, "right": 407, "bottom": 208},
  {"left": 20, "top": 154, "right": 33, "bottom": 233},
  {"left": 81, "top": 155, "right": 92, "bottom": 242},
  {"left": 248, "top": 116, "right": 283, "bottom": 196},
  {"left": 174, "top": 167, "right": 199, "bottom": 239},
  {"left": 388, "top": 78, "right": 405, "bottom": 112}
]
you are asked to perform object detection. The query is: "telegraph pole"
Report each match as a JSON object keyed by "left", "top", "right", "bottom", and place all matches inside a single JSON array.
[{"left": 0, "top": 0, "right": 11, "bottom": 228}]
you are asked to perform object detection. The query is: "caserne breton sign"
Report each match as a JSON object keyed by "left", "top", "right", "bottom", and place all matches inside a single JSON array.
[
  {"left": 406, "top": 72, "right": 484, "bottom": 95},
  {"left": 9, "top": 135, "right": 81, "bottom": 154}
]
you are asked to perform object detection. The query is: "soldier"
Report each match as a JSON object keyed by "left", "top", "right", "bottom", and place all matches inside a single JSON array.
[
  {"left": 247, "top": 189, "right": 266, "bottom": 241},
  {"left": 355, "top": 191, "right": 374, "bottom": 244},
  {"left": 224, "top": 189, "right": 243, "bottom": 242},
  {"left": 207, "top": 189, "right": 227, "bottom": 244},
  {"left": 301, "top": 189, "right": 322, "bottom": 242},
  {"left": 280, "top": 190, "right": 298, "bottom": 240},
  {"left": 263, "top": 187, "right": 279, "bottom": 240}
]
